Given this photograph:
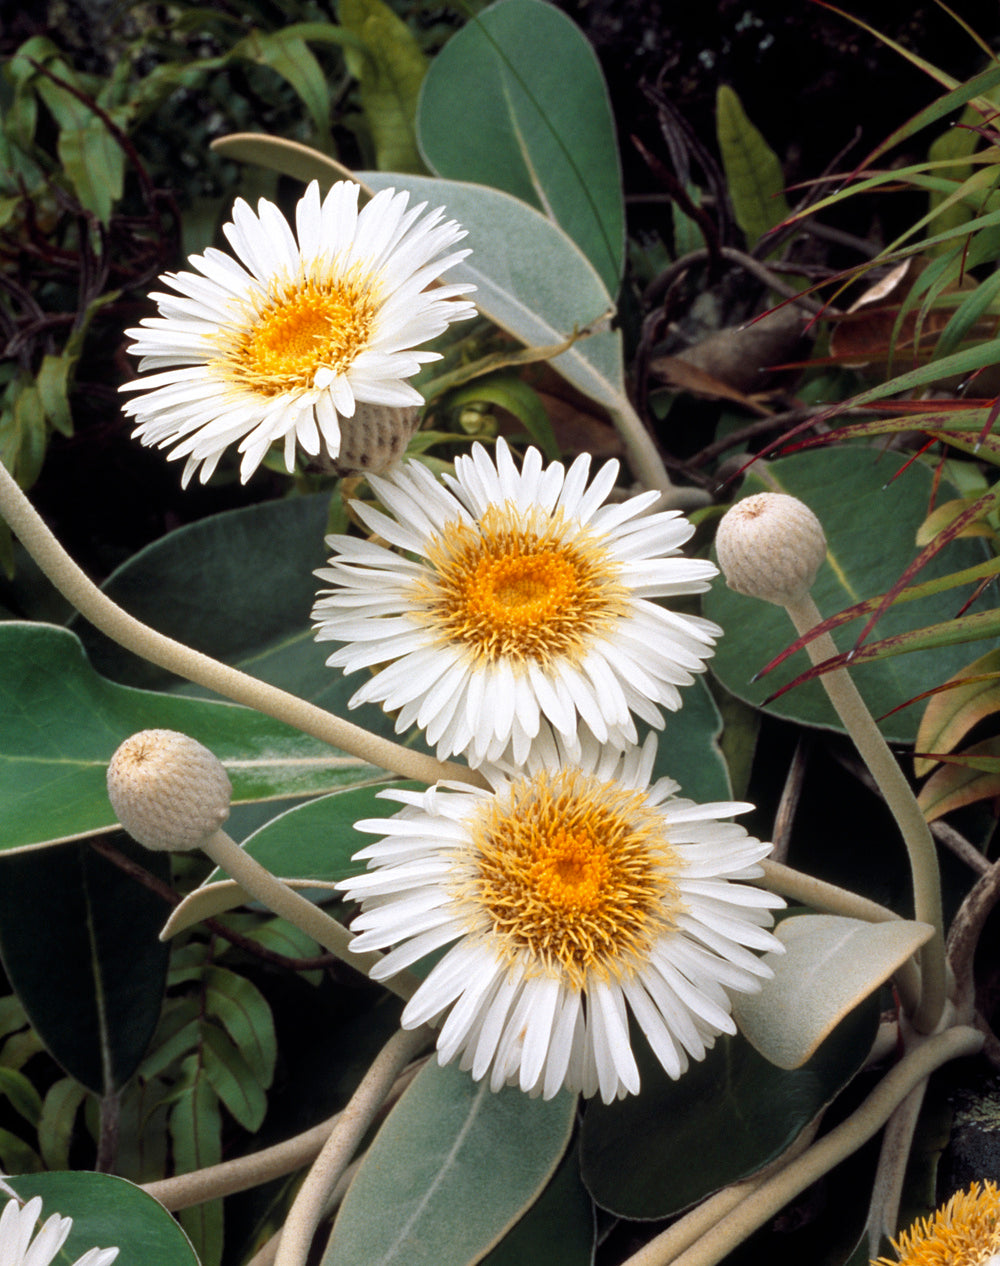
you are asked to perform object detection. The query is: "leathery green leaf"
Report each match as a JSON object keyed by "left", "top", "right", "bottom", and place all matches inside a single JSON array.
[
  {"left": 716, "top": 84, "right": 789, "bottom": 251},
  {"left": 323, "top": 1060, "right": 576, "bottom": 1266},
  {"left": 731, "top": 915, "right": 933, "bottom": 1069}
]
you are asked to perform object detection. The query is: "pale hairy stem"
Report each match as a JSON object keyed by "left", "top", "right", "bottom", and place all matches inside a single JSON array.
[
  {"left": 760, "top": 859, "right": 921, "bottom": 1014},
  {"left": 246, "top": 1161, "right": 360, "bottom": 1266},
  {"left": 623, "top": 1026, "right": 983, "bottom": 1266},
  {"left": 143, "top": 1064, "right": 422, "bottom": 1211},
  {"left": 781, "top": 592, "right": 946, "bottom": 1033},
  {"left": 0, "top": 460, "right": 483, "bottom": 790},
  {"left": 947, "top": 855, "right": 1000, "bottom": 1025},
  {"left": 864, "top": 1074, "right": 928, "bottom": 1259},
  {"left": 199, "top": 829, "right": 421, "bottom": 1002},
  {"left": 609, "top": 398, "right": 711, "bottom": 511},
  {"left": 274, "top": 1025, "right": 432, "bottom": 1266},
  {"left": 623, "top": 1119, "right": 821, "bottom": 1266}
]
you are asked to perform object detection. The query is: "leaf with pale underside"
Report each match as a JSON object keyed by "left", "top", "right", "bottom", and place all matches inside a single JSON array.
[
  {"left": 914, "top": 647, "right": 1000, "bottom": 777},
  {"left": 732, "top": 914, "right": 934, "bottom": 1070}
]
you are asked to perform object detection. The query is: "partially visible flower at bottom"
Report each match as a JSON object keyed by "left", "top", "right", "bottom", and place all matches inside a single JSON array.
[
  {"left": 0, "top": 1196, "right": 119, "bottom": 1266},
  {"left": 338, "top": 734, "right": 784, "bottom": 1103},
  {"left": 873, "top": 1180, "right": 1000, "bottom": 1266}
]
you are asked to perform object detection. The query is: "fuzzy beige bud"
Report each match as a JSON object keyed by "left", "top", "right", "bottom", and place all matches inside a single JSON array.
[
  {"left": 716, "top": 492, "right": 827, "bottom": 605},
  {"left": 107, "top": 729, "right": 232, "bottom": 852},
  {"left": 329, "top": 403, "right": 420, "bottom": 475}
]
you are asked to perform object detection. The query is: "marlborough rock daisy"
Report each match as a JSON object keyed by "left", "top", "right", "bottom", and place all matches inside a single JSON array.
[
  {"left": 0, "top": 1196, "right": 118, "bottom": 1266},
  {"left": 120, "top": 180, "right": 476, "bottom": 486},
  {"left": 338, "top": 734, "right": 783, "bottom": 1104},
  {"left": 312, "top": 439, "right": 721, "bottom": 766},
  {"left": 873, "top": 1180, "right": 1000, "bottom": 1266}
]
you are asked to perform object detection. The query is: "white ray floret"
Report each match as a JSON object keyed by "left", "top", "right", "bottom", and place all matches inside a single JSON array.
[
  {"left": 0, "top": 1196, "right": 118, "bottom": 1266},
  {"left": 120, "top": 180, "right": 476, "bottom": 486},
  {"left": 338, "top": 733, "right": 784, "bottom": 1103},
  {"left": 313, "top": 438, "right": 722, "bottom": 766}
]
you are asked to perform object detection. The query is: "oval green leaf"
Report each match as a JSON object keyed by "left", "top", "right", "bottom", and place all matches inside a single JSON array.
[
  {"left": 418, "top": 0, "right": 624, "bottom": 293},
  {"left": 322, "top": 1060, "right": 576, "bottom": 1266},
  {"left": 0, "top": 622, "right": 385, "bottom": 854},
  {"left": 705, "top": 447, "right": 999, "bottom": 742},
  {"left": 731, "top": 914, "right": 933, "bottom": 1070},
  {"left": 5, "top": 1171, "right": 199, "bottom": 1264},
  {"left": 0, "top": 838, "right": 169, "bottom": 1092},
  {"left": 579, "top": 993, "right": 878, "bottom": 1219}
]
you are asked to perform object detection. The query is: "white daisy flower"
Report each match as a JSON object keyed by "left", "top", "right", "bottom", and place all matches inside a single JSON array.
[
  {"left": 338, "top": 734, "right": 783, "bottom": 1104},
  {"left": 120, "top": 180, "right": 477, "bottom": 486},
  {"left": 0, "top": 1196, "right": 118, "bottom": 1266},
  {"left": 312, "top": 438, "right": 721, "bottom": 767}
]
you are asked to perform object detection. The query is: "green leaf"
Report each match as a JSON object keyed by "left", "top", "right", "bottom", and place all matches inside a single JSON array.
[
  {"left": 417, "top": 0, "right": 624, "bottom": 293},
  {"left": 360, "top": 171, "right": 627, "bottom": 423},
  {"left": 704, "top": 447, "right": 998, "bottom": 742},
  {"left": 732, "top": 914, "right": 934, "bottom": 1069},
  {"left": 0, "top": 1130, "right": 42, "bottom": 1174},
  {"left": 323, "top": 1061, "right": 576, "bottom": 1266},
  {"left": 201, "top": 1023, "right": 268, "bottom": 1132},
  {"left": 716, "top": 84, "right": 789, "bottom": 251},
  {"left": 35, "top": 353, "right": 74, "bottom": 437},
  {"left": 481, "top": 1140, "right": 594, "bottom": 1265},
  {"left": 0, "top": 1067, "right": 42, "bottom": 1128},
  {"left": 0, "top": 622, "right": 387, "bottom": 854},
  {"left": 233, "top": 29, "right": 333, "bottom": 150},
  {"left": 338, "top": 0, "right": 427, "bottom": 173},
  {"left": 171, "top": 1067, "right": 224, "bottom": 1266},
  {"left": 6, "top": 1171, "right": 199, "bottom": 1264},
  {"left": 204, "top": 966, "right": 276, "bottom": 1089},
  {"left": 0, "top": 838, "right": 169, "bottom": 1093},
  {"left": 444, "top": 372, "right": 560, "bottom": 460},
  {"left": 38, "top": 1078, "right": 88, "bottom": 1170},
  {"left": 579, "top": 992, "right": 879, "bottom": 1219}
]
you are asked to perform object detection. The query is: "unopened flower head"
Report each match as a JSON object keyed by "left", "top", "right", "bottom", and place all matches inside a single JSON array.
[
  {"left": 715, "top": 492, "right": 826, "bottom": 606},
  {"left": 872, "top": 1180, "right": 1000, "bottom": 1266},
  {"left": 338, "top": 733, "right": 783, "bottom": 1104},
  {"left": 312, "top": 439, "right": 721, "bottom": 767},
  {"left": 107, "top": 729, "right": 231, "bottom": 852},
  {"left": 120, "top": 180, "right": 476, "bottom": 486},
  {"left": 0, "top": 1196, "right": 118, "bottom": 1266}
]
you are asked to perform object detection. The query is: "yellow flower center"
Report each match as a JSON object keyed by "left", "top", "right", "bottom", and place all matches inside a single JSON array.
[
  {"left": 874, "top": 1181, "right": 1000, "bottom": 1266},
  {"left": 218, "top": 269, "right": 379, "bottom": 397},
  {"left": 418, "top": 504, "right": 629, "bottom": 666},
  {"left": 465, "top": 768, "right": 683, "bottom": 988}
]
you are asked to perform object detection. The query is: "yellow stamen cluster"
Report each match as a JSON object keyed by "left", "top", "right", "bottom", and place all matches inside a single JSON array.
[
  {"left": 874, "top": 1181, "right": 1000, "bottom": 1266},
  {"left": 219, "top": 270, "right": 379, "bottom": 396},
  {"left": 466, "top": 768, "right": 683, "bottom": 988},
  {"left": 420, "top": 504, "right": 628, "bottom": 666}
]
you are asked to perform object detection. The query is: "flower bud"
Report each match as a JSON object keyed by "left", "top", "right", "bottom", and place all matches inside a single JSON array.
[
  {"left": 330, "top": 403, "right": 420, "bottom": 475},
  {"left": 107, "top": 729, "right": 231, "bottom": 852},
  {"left": 715, "top": 492, "right": 827, "bottom": 605}
]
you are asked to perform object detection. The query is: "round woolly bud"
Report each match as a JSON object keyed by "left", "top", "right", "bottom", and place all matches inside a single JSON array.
[
  {"left": 330, "top": 403, "right": 420, "bottom": 475},
  {"left": 716, "top": 492, "right": 827, "bottom": 605},
  {"left": 107, "top": 729, "right": 232, "bottom": 852}
]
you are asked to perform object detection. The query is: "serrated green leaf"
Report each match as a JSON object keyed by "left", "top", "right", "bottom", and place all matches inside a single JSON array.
[
  {"left": 204, "top": 966, "right": 276, "bottom": 1089},
  {"left": 0, "top": 622, "right": 386, "bottom": 854},
  {"left": 201, "top": 1023, "right": 268, "bottom": 1132},
  {"left": 338, "top": 0, "right": 427, "bottom": 172},
  {"left": 716, "top": 84, "right": 789, "bottom": 251},
  {"left": 0, "top": 1067, "right": 41, "bottom": 1128},
  {"left": 38, "top": 1078, "right": 87, "bottom": 1170},
  {"left": 323, "top": 1060, "right": 576, "bottom": 1266},
  {"left": 139, "top": 1017, "right": 202, "bottom": 1082},
  {"left": 171, "top": 1068, "right": 224, "bottom": 1266},
  {"left": 0, "top": 993, "right": 29, "bottom": 1041},
  {"left": 34, "top": 353, "right": 74, "bottom": 437},
  {"left": 417, "top": 0, "right": 624, "bottom": 292},
  {"left": 0, "top": 838, "right": 169, "bottom": 1094},
  {"left": 7, "top": 1171, "right": 199, "bottom": 1264},
  {"left": 0, "top": 1129, "right": 42, "bottom": 1174}
]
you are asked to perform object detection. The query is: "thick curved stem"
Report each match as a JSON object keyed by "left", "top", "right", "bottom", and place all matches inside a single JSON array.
[
  {"left": 781, "top": 592, "right": 946, "bottom": 1033},
  {"left": 623, "top": 1026, "right": 983, "bottom": 1266},
  {"left": 0, "top": 460, "right": 483, "bottom": 790},
  {"left": 274, "top": 1025, "right": 432, "bottom": 1266},
  {"left": 608, "top": 398, "right": 711, "bottom": 510}
]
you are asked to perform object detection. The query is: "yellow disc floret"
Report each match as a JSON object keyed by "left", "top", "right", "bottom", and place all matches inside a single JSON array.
[
  {"left": 464, "top": 768, "right": 684, "bottom": 989},
  {"left": 873, "top": 1181, "right": 1000, "bottom": 1266},
  {"left": 419, "top": 504, "right": 629, "bottom": 666},
  {"left": 218, "top": 268, "right": 380, "bottom": 396}
]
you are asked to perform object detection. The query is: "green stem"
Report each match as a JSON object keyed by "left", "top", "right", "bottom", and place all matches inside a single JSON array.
[
  {"left": 199, "top": 828, "right": 422, "bottom": 1002},
  {"left": 782, "top": 591, "right": 946, "bottom": 1033},
  {"left": 0, "top": 459, "right": 483, "bottom": 790},
  {"left": 624, "top": 1026, "right": 983, "bottom": 1266}
]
